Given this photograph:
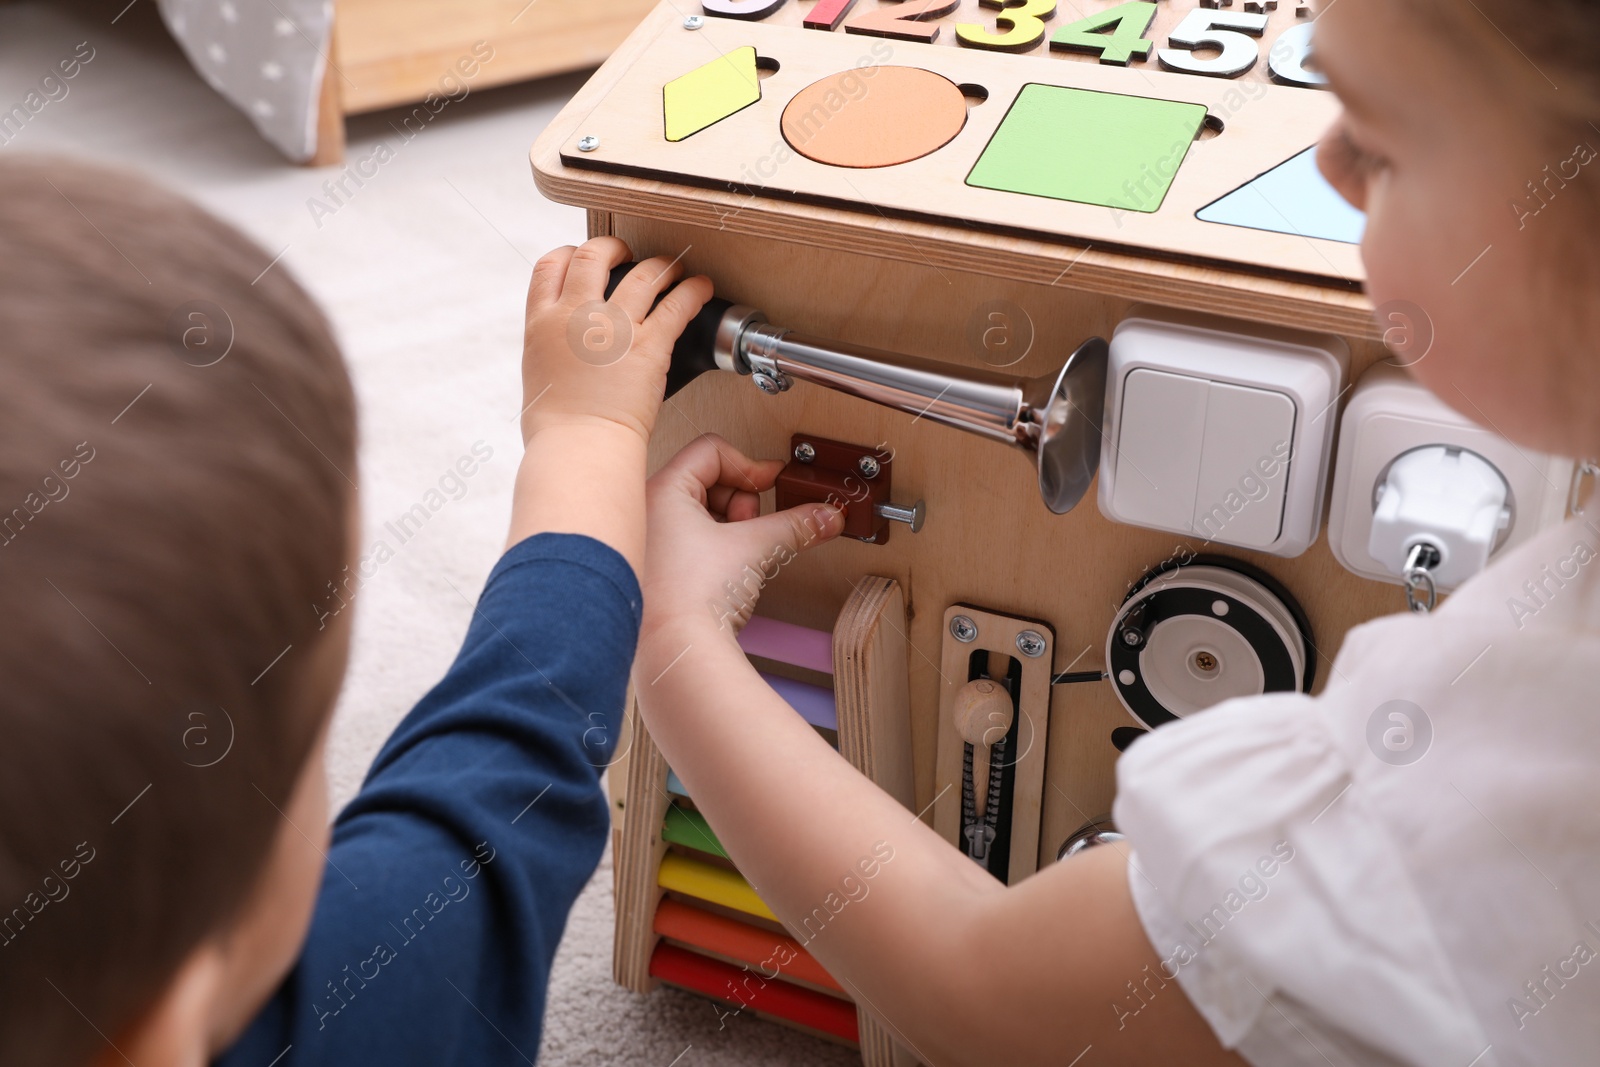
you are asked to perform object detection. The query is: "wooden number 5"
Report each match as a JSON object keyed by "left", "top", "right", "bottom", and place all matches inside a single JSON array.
[
  {"left": 956, "top": 0, "right": 1058, "bottom": 53},
  {"left": 1157, "top": 8, "right": 1269, "bottom": 77},
  {"left": 845, "top": 0, "right": 962, "bottom": 43}
]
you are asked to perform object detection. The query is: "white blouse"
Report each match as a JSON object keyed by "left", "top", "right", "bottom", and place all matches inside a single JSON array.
[{"left": 1114, "top": 514, "right": 1600, "bottom": 1067}]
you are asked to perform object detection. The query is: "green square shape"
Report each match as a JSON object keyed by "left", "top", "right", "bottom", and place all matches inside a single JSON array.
[{"left": 966, "top": 84, "right": 1208, "bottom": 214}]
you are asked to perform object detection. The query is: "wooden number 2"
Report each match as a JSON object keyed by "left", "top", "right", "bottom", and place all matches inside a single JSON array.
[
  {"left": 956, "top": 0, "right": 1057, "bottom": 53},
  {"left": 845, "top": 0, "right": 962, "bottom": 42},
  {"left": 1049, "top": 1, "right": 1157, "bottom": 65},
  {"left": 702, "top": 0, "right": 789, "bottom": 19}
]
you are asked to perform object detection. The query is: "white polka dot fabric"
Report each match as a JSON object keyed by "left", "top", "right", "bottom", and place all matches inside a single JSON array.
[{"left": 157, "top": 0, "right": 332, "bottom": 161}]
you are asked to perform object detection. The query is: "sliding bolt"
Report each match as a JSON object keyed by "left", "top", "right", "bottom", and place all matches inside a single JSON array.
[{"left": 875, "top": 499, "right": 924, "bottom": 533}]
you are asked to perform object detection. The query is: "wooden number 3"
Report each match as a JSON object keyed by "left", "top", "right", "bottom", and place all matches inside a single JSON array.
[{"left": 956, "top": 0, "right": 1058, "bottom": 53}]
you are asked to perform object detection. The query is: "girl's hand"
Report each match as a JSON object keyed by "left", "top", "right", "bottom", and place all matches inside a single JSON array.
[
  {"left": 642, "top": 435, "right": 845, "bottom": 642},
  {"left": 520, "top": 237, "right": 712, "bottom": 446}
]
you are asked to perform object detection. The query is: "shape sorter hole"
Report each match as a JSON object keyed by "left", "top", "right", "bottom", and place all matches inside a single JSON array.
[
  {"left": 959, "top": 83, "right": 989, "bottom": 107},
  {"left": 1199, "top": 113, "right": 1225, "bottom": 140},
  {"left": 755, "top": 55, "right": 780, "bottom": 79}
]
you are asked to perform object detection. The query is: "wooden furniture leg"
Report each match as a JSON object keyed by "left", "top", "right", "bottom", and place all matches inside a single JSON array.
[{"left": 308, "top": 26, "right": 346, "bottom": 167}]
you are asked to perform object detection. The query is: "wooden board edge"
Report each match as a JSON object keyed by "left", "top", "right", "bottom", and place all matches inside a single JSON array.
[
  {"left": 832, "top": 576, "right": 922, "bottom": 1067},
  {"left": 833, "top": 576, "right": 915, "bottom": 808},
  {"left": 614, "top": 704, "right": 671, "bottom": 993},
  {"left": 532, "top": 166, "right": 1378, "bottom": 337}
]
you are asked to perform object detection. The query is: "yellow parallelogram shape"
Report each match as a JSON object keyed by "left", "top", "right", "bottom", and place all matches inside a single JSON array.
[
  {"left": 663, "top": 45, "right": 762, "bottom": 143},
  {"left": 658, "top": 852, "right": 777, "bottom": 921}
]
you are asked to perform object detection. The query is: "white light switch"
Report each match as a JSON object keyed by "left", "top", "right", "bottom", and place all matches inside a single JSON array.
[
  {"left": 1098, "top": 309, "right": 1347, "bottom": 557},
  {"left": 1110, "top": 369, "right": 1208, "bottom": 532},
  {"left": 1191, "top": 382, "right": 1295, "bottom": 550}
]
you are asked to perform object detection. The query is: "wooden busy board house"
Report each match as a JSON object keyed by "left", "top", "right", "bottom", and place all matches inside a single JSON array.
[{"left": 526, "top": 1, "right": 1526, "bottom": 1062}]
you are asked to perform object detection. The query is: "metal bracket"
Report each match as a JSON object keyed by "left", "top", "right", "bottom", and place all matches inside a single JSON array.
[
  {"left": 776, "top": 435, "right": 923, "bottom": 544},
  {"left": 933, "top": 605, "right": 1054, "bottom": 885}
]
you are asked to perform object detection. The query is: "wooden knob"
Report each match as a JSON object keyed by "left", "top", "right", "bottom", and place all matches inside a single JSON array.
[{"left": 953, "top": 679, "right": 1014, "bottom": 748}]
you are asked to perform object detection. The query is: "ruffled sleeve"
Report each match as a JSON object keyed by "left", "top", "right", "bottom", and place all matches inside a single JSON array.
[{"left": 1113, "top": 694, "right": 1494, "bottom": 1067}]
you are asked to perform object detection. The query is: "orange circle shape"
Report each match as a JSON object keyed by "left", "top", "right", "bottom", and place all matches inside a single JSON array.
[{"left": 781, "top": 66, "right": 967, "bottom": 169}]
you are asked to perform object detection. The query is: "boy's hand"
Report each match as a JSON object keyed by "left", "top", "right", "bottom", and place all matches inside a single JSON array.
[
  {"left": 520, "top": 237, "right": 713, "bottom": 445},
  {"left": 642, "top": 435, "right": 845, "bottom": 640}
]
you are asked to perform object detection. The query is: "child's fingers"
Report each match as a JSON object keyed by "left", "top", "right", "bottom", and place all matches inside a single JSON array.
[
  {"left": 641, "top": 275, "right": 714, "bottom": 344},
  {"left": 706, "top": 485, "right": 764, "bottom": 522},
  {"left": 727, "top": 503, "right": 845, "bottom": 560},
  {"left": 558, "top": 236, "right": 631, "bottom": 303},
  {"left": 608, "top": 256, "right": 686, "bottom": 322},
  {"left": 659, "top": 435, "right": 784, "bottom": 499},
  {"left": 527, "top": 246, "right": 576, "bottom": 311}
]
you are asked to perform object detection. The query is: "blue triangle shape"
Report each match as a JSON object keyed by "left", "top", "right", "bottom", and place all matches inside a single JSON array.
[{"left": 1197, "top": 146, "right": 1366, "bottom": 245}]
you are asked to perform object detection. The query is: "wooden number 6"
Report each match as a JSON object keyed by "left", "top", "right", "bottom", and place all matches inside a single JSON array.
[{"left": 956, "top": 0, "right": 1058, "bottom": 53}]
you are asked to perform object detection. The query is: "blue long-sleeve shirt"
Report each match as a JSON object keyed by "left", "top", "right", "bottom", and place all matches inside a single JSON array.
[{"left": 217, "top": 534, "right": 639, "bottom": 1066}]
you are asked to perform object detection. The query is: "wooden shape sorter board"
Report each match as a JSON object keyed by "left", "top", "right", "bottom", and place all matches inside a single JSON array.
[{"left": 558, "top": 7, "right": 1361, "bottom": 284}]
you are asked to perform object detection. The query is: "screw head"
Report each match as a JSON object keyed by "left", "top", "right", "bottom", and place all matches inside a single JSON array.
[
  {"left": 794, "top": 442, "right": 816, "bottom": 464},
  {"left": 753, "top": 372, "right": 783, "bottom": 395},
  {"left": 576, "top": 135, "right": 599, "bottom": 153},
  {"left": 1016, "top": 630, "right": 1047, "bottom": 659},
  {"left": 1121, "top": 628, "right": 1144, "bottom": 648},
  {"left": 857, "top": 455, "right": 881, "bottom": 479},
  {"left": 950, "top": 615, "right": 978, "bottom": 643},
  {"left": 684, "top": 14, "right": 705, "bottom": 28},
  {"left": 1193, "top": 651, "right": 1218, "bottom": 673}
]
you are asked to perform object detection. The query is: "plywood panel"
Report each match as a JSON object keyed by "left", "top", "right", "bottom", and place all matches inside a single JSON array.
[
  {"left": 602, "top": 216, "right": 1396, "bottom": 865},
  {"left": 557, "top": 10, "right": 1356, "bottom": 282},
  {"left": 532, "top": 4, "right": 1377, "bottom": 338}
]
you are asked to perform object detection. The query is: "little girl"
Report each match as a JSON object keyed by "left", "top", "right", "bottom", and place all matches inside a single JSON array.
[{"left": 632, "top": 0, "right": 1600, "bottom": 1064}]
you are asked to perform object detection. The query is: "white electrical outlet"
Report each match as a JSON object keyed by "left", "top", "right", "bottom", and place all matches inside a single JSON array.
[{"left": 1327, "top": 364, "right": 1575, "bottom": 591}]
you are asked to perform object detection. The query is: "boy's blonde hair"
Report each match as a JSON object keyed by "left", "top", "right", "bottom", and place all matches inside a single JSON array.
[{"left": 0, "top": 156, "right": 355, "bottom": 1064}]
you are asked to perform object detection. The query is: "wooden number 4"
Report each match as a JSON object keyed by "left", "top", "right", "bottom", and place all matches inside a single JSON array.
[
  {"left": 956, "top": 0, "right": 1057, "bottom": 53},
  {"left": 1049, "top": 0, "right": 1158, "bottom": 65},
  {"left": 845, "top": 0, "right": 962, "bottom": 43}
]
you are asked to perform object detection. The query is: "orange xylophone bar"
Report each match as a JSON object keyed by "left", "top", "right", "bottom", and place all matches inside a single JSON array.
[{"left": 653, "top": 897, "right": 845, "bottom": 994}]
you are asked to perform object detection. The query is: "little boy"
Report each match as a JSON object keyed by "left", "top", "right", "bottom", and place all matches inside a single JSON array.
[{"left": 0, "top": 154, "right": 712, "bottom": 1066}]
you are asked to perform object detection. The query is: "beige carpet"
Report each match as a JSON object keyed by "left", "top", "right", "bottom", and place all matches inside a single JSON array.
[{"left": 0, "top": 3, "right": 855, "bottom": 1063}]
